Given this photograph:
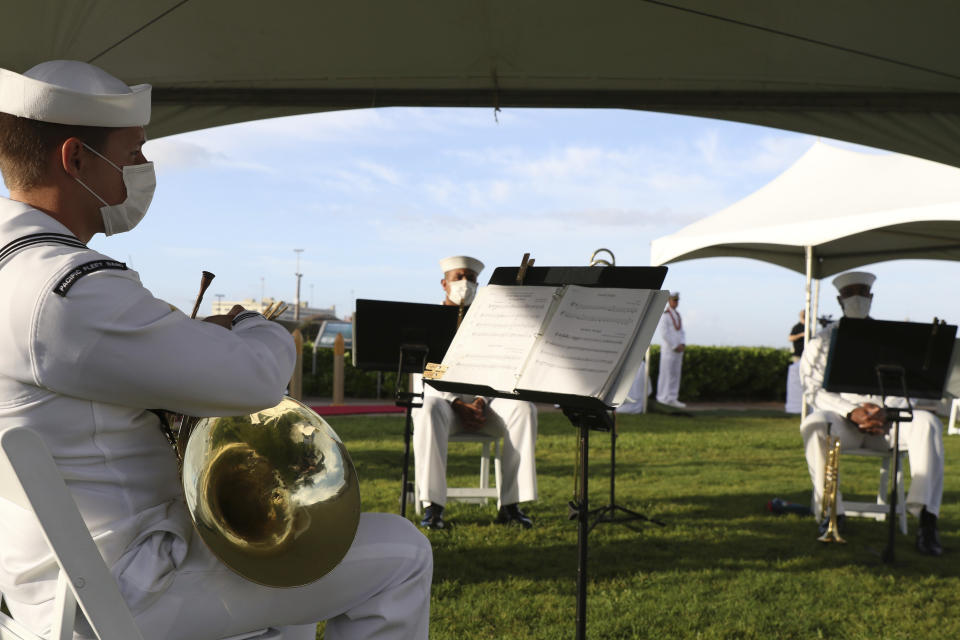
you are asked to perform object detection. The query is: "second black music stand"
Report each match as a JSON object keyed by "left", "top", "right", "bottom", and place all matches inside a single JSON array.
[
  {"left": 353, "top": 299, "right": 459, "bottom": 517},
  {"left": 824, "top": 317, "right": 956, "bottom": 562},
  {"left": 429, "top": 263, "right": 667, "bottom": 640}
]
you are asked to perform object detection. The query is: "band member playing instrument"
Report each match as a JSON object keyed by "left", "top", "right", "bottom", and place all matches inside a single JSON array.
[
  {"left": 799, "top": 271, "right": 945, "bottom": 556},
  {"left": 413, "top": 255, "right": 539, "bottom": 530},
  {"left": 0, "top": 61, "right": 431, "bottom": 639}
]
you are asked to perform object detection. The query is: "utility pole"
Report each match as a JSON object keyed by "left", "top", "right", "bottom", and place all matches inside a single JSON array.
[
  {"left": 215, "top": 293, "right": 224, "bottom": 314},
  {"left": 293, "top": 249, "right": 304, "bottom": 322},
  {"left": 260, "top": 276, "right": 265, "bottom": 312}
]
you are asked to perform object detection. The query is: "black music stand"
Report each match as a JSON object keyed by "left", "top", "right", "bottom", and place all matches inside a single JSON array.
[
  {"left": 428, "top": 264, "right": 667, "bottom": 640},
  {"left": 824, "top": 317, "right": 956, "bottom": 563},
  {"left": 588, "top": 411, "right": 665, "bottom": 534},
  {"left": 353, "top": 299, "right": 459, "bottom": 518}
]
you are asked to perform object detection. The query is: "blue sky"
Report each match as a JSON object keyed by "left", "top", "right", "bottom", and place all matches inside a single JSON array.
[{"left": 6, "top": 107, "right": 960, "bottom": 346}]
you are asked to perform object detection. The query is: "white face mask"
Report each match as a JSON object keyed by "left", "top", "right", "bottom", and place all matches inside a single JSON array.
[
  {"left": 74, "top": 143, "right": 156, "bottom": 236},
  {"left": 841, "top": 295, "right": 872, "bottom": 319},
  {"left": 447, "top": 279, "right": 478, "bottom": 306}
]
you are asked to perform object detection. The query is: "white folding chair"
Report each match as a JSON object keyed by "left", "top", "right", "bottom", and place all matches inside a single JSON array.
[
  {"left": 0, "top": 427, "right": 307, "bottom": 640},
  {"left": 415, "top": 432, "right": 503, "bottom": 515},
  {"left": 838, "top": 447, "right": 908, "bottom": 535},
  {"left": 948, "top": 398, "right": 960, "bottom": 436}
]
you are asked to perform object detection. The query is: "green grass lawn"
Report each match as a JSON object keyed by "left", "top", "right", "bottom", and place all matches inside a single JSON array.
[{"left": 317, "top": 409, "right": 960, "bottom": 639}]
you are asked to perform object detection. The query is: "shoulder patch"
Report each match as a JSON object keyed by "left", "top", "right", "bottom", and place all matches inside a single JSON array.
[{"left": 53, "top": 259, "right": 128, "bottom": 297}]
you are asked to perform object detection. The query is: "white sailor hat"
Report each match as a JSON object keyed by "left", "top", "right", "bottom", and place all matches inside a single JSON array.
[
  {"left": 439, "top": 255, "right": 484, "bottom": 275},
  {"left": 832, "top": 271, "right": 876, "bottom": 291},
  {"left": 668, "top": 290, "right": 680, "bottom": 298},
  {"left": 0, "top": 60, "right": 151, "bottom": 127}
]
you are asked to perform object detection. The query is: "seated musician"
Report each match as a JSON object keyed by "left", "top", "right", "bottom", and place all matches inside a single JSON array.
[
  {"left": 413, "top": 255, "right": 539, "bottom": 530},
  {"left": 799, "top": 271, "right": 944, "bottom": 556},
  {"left": 0, "top": 60, "right": 431, "bottom": 639}
]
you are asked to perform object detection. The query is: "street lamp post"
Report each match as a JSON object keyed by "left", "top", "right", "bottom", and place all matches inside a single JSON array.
[
  {"left": 215, "top": 293, "right": 224, "bottom": 314},
  {"left": 294, "top": 249, "right": 304, "bottom": 322}
]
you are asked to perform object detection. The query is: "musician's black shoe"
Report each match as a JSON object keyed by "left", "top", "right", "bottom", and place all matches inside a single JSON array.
[
  {"left": 916, "top": 507, "right": 943, "bottom": 556},
  {"left": 817, "top": 514, "right": 845, "bottom": 537},
  {"left": 496, "top": 503, "right": 533, "bottom": 529},
  {"left": 420, "top": 503, "right": 446, "bottom": 530}
]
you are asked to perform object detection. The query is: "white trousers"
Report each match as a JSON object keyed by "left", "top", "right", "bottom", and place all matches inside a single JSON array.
[
  {"left": 656, "top": 350, "right": 683, "bottom": 404},
  {"left": 412, "top": 396, "right": 538, "bottom": 507},
  {"left": 784, "top": 360, "right": 802, "bottom": 414},
  {"left": 617, "top": 365, "right": 650, "bottom": 414},
  {"left": 799, "top": 409, "right": 944, "bottom": 519},
  {"left": 82, "top": 513, "right": 432, "bottom": 640}
]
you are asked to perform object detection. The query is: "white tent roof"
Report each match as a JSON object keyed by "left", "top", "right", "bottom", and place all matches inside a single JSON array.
[
  {"left": 649, "top": 141, "right": 960, "bottom": 278},
  {"left": 5, "top": 1, "right": 960, "bottom": 168}
]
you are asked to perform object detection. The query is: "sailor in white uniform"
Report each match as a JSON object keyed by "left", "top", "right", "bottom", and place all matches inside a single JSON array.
[
  {"left": 799, "top": 271, "right": 944, "bottom": 556},
  {"left": 0, "top": 61, "right": 431, "bottom": 639},
  {"left": 412, "top": 256, "right": 538, "bottom": 530},
  {"left": 656, "top": 291, "right": 686, "bottom": 408}
]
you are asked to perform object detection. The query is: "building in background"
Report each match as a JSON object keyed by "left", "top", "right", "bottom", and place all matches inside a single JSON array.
[{"left": 209, "top": 298, "right": 338, "bottom": 328}]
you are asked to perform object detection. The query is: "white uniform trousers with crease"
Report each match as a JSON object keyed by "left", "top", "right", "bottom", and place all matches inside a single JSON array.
[
  {"left": 800, "top": 409, "right": 944, "bottom": 519},
  {"left": 412, "top": 395, "right": 537, "bottom": 507},
  {"left": 80, "top": 513, "right": 432, "bottom": 640}
]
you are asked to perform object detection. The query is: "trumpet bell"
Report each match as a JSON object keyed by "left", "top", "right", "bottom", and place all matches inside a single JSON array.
[{"left": 182, "top": 397, "right": 360, "bottom": 587}]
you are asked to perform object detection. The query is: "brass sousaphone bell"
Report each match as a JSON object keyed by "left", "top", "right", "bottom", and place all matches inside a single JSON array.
[
  {"left": 169, "top": 272, "right": 360, "bottom": 588},
  {"left": 181, "top": 397, "right": 361, "bottom": 587}
]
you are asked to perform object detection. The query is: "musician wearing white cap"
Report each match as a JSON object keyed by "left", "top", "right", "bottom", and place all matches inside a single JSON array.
[
  {"left": 799, "top": 271, "right": 945, "bottom": 556},
  {"left": 412, "top": 255, "right": 539, "bottom": 530},
  {"left": 0, "top": 61, "right": 431, "bottom": 639},
  {"left": 656, "top": 291, "right": 687, "bottom": 408}
]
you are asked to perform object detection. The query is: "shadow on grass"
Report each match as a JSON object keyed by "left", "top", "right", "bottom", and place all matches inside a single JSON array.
[{"left": 425, "top": 490, "right": 960, "bottom": 588}]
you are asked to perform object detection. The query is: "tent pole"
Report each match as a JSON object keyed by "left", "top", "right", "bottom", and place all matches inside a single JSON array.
[
  {"left": 811, "top": 279, "right": 820, "bottom": 332},
  {"left": 801, "top": 246, "right": 813, "bottom": 420},
  {"left": 641, "top": 345, "right": 651, "bottom": 413}
]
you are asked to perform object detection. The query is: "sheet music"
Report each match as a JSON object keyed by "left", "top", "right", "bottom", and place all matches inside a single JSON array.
[
  {"left": 517, "top": 286, "right": 652, "bottom": 398},
  {"left": 440, "top": 285, "right": 556, "bottom": 392}
]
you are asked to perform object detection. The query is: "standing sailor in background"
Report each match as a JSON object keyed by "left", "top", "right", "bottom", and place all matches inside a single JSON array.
[
  {"left": 799, "top": 271, "right": 944, "bottom": 556},
  {"left": 785, "top": 309, "right": 806, "bottom": 414},
  {"left": 413, "top": 255, "right": 539, "bottom": 530},
  {"left": 656, "top": 291, "right": 686, "bottom": 408},
  {"left": 0, "top": 60, "right": 432, "bottom": 639}
]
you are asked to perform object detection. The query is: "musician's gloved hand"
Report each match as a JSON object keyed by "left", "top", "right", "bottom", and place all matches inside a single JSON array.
[
  {"left": 202, "top": 304, "right": 245, "bottom": 330},
  {"left": 452, "top": 397, "right": 487, "bottom": 431},
  {"left": 848, "top": 402, "right": 888, "bottom": 435}
]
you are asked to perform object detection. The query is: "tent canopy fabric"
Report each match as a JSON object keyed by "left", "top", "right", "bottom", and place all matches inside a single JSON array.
[
  {"left": 5, "top": 1, "right": 960, "bottom": 168},
  {"left": 649, "top": 141, "right": 960, "bottom": 278}
]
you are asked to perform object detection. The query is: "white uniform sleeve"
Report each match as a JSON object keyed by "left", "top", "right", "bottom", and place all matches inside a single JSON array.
[
  {"left": 30, "top": 265, "right": 295, "bottom": 417},
  {"left": 799, "top": 325, "right": 859, "bottom": 416}
]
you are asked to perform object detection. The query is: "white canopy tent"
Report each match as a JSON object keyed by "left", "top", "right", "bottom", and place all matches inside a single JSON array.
[
  {"left": 650, "top": 140, "right": 960, "bottom": 337},
  {"left": 4, "top": 1, "right": 960, "bottom": 168},
  {"left": 649, "top": 140, "right": 960, "bottom": 415}
]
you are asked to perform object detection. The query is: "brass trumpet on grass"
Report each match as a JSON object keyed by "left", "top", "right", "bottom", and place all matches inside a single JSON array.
[{"left": 818, "top": 435, "right": 845, "bottom": 543}]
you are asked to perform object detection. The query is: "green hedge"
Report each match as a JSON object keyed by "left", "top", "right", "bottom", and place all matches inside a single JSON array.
[
  {"left": 300, "top": 342, "right": 793, "bottom": 403},
  {"left": 648, "top": 345, "right": 793, "bottom": 402}
]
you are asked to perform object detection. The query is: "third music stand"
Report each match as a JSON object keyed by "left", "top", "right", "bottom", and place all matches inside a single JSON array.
[{"left": 824, "top": 317, "right": 956, "bottom": 562}]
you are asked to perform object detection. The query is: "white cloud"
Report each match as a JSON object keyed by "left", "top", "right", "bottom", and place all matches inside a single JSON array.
[
  {"left": 145, "top": 138, "right": 274, "bottom": 173},
  {"left": 352, "top": 159, "right": 403, "bottom": 186}
]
